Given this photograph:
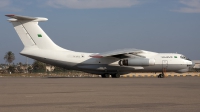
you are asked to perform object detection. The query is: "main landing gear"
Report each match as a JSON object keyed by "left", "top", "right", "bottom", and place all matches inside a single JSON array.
[
  {"left": 101, "top": 74, "right": 110, "bottom": 78},
  {"left": 101, "top": 74, "right": 120, "bottom": 78}
]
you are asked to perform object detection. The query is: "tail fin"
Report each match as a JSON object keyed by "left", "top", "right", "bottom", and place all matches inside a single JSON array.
[{"left": 5, "top": 15, "right": 66, "bottom": 50}]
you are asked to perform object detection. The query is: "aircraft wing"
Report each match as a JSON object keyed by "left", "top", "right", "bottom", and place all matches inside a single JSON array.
[{"left": 90, "top": 48, "right": 143, "bottom": 58}]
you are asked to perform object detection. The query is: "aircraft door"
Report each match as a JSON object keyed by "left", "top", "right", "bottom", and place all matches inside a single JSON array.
[{"left": 162, "top": 60, "right": 168, "bottom": 69}]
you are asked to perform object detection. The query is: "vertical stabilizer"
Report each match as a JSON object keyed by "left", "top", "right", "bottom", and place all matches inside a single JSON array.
[{"left": 6, "top": 15, "right": 67, "bottom": 51}]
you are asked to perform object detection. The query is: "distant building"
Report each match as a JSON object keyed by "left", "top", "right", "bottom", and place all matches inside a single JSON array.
[{"left": 46, "top": 65, "right": 55, "bottom": 72}]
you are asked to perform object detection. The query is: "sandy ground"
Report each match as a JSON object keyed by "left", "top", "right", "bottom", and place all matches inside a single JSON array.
[{"left": 0, "top": 72, "right": 199, "bottom": 78}]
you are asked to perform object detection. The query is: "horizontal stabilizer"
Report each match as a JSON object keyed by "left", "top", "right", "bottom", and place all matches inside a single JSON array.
[
  {"left": 5, "top": 14, "right": 48, "bottom": 22},
  {"left": 5, "top": 15, "right": 37, "bottom": 20}
]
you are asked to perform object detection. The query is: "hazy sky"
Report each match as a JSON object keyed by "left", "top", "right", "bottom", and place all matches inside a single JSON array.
[{"left": 0, "top": 0, "right": 200, "bottom": 64}]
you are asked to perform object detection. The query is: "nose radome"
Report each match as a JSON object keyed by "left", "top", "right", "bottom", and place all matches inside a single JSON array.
[
  {"left": 185, "top": 60, "right": 192, "bottom": 65},
  {"left": 188, "top": 61, "right": 193, "bottom": 65},
  {"left": 191, "top": 61, "right": 196, "bottom": 68},
  {"left": 186, "top": 61, "right": 195, "bottom": 69}
]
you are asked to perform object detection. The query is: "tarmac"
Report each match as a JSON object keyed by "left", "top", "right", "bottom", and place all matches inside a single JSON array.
[{"left": 0, "top": 77, "right": 200, "bottom": 112}]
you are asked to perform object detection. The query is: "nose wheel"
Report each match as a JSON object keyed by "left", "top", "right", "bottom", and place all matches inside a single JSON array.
[
  {"left": 158, "top": 73, "right": 165, "bottom": 78},
  {"left": 158, "top": 68, "right": 166, "bottom": 78}
]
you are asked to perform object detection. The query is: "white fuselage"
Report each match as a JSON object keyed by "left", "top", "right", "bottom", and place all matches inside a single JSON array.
[{"left": 20, "top": 47, "right": 192, "bottom": 75}]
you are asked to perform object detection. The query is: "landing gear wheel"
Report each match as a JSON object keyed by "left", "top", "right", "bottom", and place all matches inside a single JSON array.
[
  {"left": 158, "top": 74, "right": 164, "bottom": 78},
  {"left": 101, "top": 74, "right": 110, "bottom": 78},
  {"left": 161, "top": 74, "right": 165, "bottom": 78},
  {"left": 111, "top": 74, "right": 120, "bottom": 78}
]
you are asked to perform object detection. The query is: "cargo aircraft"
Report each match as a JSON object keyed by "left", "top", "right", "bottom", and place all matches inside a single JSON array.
[{"left": 5, "top": 15, "right": 193, "bottom": 78}]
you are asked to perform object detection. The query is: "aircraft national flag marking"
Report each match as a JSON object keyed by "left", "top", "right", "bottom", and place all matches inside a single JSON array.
[{"left": 38, "top": 34, "right": 42, "bottom": 37}]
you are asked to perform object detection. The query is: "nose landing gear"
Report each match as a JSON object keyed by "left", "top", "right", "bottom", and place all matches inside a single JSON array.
[
  {"left": 158, "top": 73, "right": 165, "bottom": 78},
  {"left": 158, "top": 68, "right": 166, "bottom": 78}
]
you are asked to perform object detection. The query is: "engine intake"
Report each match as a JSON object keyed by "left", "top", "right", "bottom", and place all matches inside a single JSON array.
[{"left": 119, "top": 58, "right": 155, "bottom": 66}]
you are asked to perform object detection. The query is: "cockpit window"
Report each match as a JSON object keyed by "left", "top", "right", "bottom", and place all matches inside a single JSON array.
[
  {"left": 180, "top": 55, "right": 186, "bottom": 59},
  {"left": 180, "top": 55, "right": 191, "bottom": 61}
]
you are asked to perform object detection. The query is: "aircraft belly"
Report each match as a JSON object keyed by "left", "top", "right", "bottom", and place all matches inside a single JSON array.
[
  {"left": 141, "top": 64, "right": 187, "bottom": 72},
  {"left": 22, "top": 54, "right": 77, "bottom": 68},
  {"left": 77, "top": 64, "right": 120, "bottom": 71}
]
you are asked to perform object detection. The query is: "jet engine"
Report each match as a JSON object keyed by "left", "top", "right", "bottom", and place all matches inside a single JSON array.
[{"left": 119, "top": 58, "right": 155, "bottom": 66}]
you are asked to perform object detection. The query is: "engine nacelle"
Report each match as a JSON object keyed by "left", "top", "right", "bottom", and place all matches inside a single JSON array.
[{"left": 119, "top": 58, "right": 155, "bottom": 66}]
